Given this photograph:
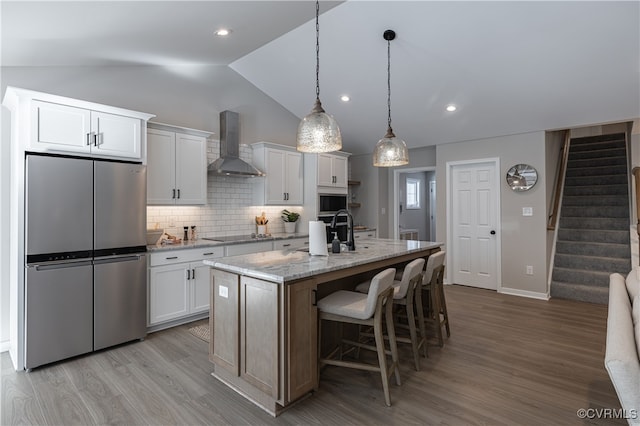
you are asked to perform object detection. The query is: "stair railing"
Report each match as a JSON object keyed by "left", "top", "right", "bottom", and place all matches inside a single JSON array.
[
  {"left": 632, "top": 166, "right": 640, "bottom": 240},
  {"left": 548, "top": 130, "right": 571, "bottom": 230}
]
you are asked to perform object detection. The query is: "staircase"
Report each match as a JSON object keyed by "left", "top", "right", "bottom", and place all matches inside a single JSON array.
[{"left": 550, "top": 133, "right": 631, "bottom": 304}]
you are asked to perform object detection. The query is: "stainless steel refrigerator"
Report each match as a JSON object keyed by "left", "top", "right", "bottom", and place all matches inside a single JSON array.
[{"left": 25, "top": 154, "right": 147, "bottom": 369}]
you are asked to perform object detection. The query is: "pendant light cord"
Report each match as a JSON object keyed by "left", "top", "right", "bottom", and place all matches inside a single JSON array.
[
  {"left": 315, "top": 0, "right": 320, "bottom": 100},
  {"left": 387, "top": 37, "right": 392, "bottom": 130}
]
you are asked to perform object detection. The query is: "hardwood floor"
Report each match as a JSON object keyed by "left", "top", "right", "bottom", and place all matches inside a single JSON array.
[{"left": 1, "top": 284, "right": 624, "bottom": 425}]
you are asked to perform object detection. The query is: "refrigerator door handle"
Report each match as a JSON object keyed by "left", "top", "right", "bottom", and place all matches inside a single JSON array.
[
  {"left": 29, "top": 260, "right": 93, "bottom": 271},
  {"left": 93, "top": 254, "right": 144, "bottom": 265}
]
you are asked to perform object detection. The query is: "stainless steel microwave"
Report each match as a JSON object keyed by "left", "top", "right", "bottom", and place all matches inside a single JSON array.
[{"left": 318, "top": 194, "right": 347, "bottom": 215}]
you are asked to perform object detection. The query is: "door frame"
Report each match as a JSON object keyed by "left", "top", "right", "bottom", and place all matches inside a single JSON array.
[
  {"left": 446, "top": 158, "right": 502, "bottom": 290},
  {"left": 393, "top": 166, "right": 436, "bottom": 240}
]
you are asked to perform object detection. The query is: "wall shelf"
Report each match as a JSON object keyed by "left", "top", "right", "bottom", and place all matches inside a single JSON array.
[{"left": 348, "top": 180, "right": 361, "bottom": 186}]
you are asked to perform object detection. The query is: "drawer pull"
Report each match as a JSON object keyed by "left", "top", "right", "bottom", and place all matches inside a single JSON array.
[
  {"left": 166, "top": 256, "right": 178, "bottom": 260},
  {"left": 203, "top": 252, "right": 215, "bottom": 256},
  {"left": 282, "top": 244, "right": 291, "bottom": 247}
]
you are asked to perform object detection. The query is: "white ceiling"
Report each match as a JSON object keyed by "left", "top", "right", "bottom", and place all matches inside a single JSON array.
[{"left": 3, "top": 1, "right": 639, "bottom": 155}]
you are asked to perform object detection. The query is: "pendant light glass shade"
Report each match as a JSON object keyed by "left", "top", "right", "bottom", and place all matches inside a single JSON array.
[
  {"left": 373, "top": 127, "right": 409, "bottom": 167},
  {"left": 297, "top": 99, "right": 342, "bottom": 153},
  {"left": 296, "top": 1, "right": 342, "bottom": 153},
  {"left": 373, "top": 29, "right": 408, "bottom": 167}
]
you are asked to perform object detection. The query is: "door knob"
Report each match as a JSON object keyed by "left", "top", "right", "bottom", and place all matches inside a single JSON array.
[{"left": 490, "top": 230, "right": 496, "bottom": 235}]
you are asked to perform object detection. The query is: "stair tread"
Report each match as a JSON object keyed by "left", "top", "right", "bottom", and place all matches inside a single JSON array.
[
  {"left": 552, "top": 266, "right": 614, "bottom": 275},
  {"left": 555, "top": 252, "right": 630, "bottom": 260},
  {"left": 551, "top": 279, "right": 609, "bottom": 288}
]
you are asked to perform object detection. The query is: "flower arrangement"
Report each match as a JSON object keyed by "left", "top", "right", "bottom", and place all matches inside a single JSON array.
[{"left": 281, "top": 209, "right": 300, "bottom": 223}]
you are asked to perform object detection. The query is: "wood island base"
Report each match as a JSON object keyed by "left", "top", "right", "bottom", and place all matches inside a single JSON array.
[{"left": 205, "top": 239, "right": 441, "bottom": 416}]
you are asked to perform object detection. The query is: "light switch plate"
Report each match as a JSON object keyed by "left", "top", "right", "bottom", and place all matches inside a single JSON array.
[{"left": 522, "top": 207, "right": 533, "bottom": 216}]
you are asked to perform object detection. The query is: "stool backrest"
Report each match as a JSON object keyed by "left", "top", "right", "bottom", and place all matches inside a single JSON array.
[
  {"left": 423, "top": 251, "right": 446, "bottom": 286},
  {"left": 396, "top": 258, "right": 426, "bottom": 299},
  {"left": 364, "top": 268, "right": 396, "bottom": 318}
]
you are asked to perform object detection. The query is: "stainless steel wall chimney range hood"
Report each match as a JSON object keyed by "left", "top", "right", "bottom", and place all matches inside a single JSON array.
[{"left": 207, "top": 111, "right": 264, "bottom": 177}]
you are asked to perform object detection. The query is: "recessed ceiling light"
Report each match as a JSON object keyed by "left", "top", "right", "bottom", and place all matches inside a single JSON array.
[
  {"left": 215, "top": 29, "right": 232, "bottom": 36},
  {"left": 340, "top": 95, "right": 350, "bottom": 102},
  {"left": 446, "top": 105, "right": 457, "bottom": 112}
]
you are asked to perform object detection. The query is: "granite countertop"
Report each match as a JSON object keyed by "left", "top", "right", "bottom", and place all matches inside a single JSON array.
[
  {"left": 204, "top": 238, "right": 442, "bottom": 284},
  {"left": 147, "top": 232, "right": 309, "bottom": 252}
]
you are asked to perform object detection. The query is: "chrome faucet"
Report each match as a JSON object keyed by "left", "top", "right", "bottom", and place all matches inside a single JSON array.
[{"left": 330, "top": 209, "right": 355, "bottom": 251}]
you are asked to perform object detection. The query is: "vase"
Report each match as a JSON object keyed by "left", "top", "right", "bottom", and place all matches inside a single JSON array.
[
  {"left": 257, "top": 225, "right": 267, "bottom": 235},
  {"left": 284, "top": 222, "right": 297, "bottom": 234}
]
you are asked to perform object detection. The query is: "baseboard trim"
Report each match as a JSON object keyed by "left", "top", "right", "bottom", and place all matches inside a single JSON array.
[
  {"left": 0, "top": 339, "right": 10, "bottom": 353},
  {"left": 499, "top": 287, "right": 549, "bottom": 300},
  {"left": 147, "top": 312, "right": 209, "bottom": 334}
]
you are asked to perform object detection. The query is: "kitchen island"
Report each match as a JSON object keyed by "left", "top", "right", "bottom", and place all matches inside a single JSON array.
[{"left": 204, "top": 238, "right": 441, "bottom": 415}]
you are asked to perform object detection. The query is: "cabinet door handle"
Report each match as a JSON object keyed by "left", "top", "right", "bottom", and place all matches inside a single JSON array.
[
  {"left": 192, "top": 269, "right": 195, "bottom": 280},
  {"left": 86, "top": 133, "right": 92, "bottom": 146},
  {"left": 177, "top": 189, "right": 181, "bottom": 199},
  {"left": 172, "top": 189, "right": 176, "bottom": 199},
  {"left": 312, "top": 289, "right": 317, "bottom": 306},
  {"left": 94, "top": 133, "right": 101, "bottom": 147}
]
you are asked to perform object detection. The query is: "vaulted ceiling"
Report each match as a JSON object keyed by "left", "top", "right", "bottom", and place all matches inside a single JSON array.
[{"left": 3, "top": 1, "right": 639, "bottom": 155}]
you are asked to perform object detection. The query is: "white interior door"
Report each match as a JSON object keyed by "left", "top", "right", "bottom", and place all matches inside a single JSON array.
[{"left": 449, "top": 160, "right": 500, "bottom": 290}]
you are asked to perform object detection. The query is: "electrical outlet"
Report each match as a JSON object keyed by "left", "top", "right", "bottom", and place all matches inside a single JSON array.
[
  {"left": 526, "top": 265, "right": 533, "bottom": 275},
  {"left": 219, "top": 285, "right": 229, "bottom": 298}
]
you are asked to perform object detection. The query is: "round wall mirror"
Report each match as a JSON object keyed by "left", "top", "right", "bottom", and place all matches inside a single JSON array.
[{"left": 506, "top": 164, "right": 538, "bottom": 191}]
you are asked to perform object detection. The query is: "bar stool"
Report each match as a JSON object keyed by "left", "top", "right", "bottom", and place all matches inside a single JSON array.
[
  {"left": 317, "top": 268, "right": 400, "bottom": 407},
  {"left": 423, "top": 251, "right": 449, "bottom": 347},
  {"left": 355, "top": 258, "right": 427, "bottom": 371}
]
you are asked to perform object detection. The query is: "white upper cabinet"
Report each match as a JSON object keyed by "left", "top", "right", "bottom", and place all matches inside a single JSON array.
[
  {"left": 252, "top": 142, "right": 303, "bottom": 205},
  {"left": 2, "top": 87, "right": 155, "bottom": 160},
  {"left": 30, "top": 101, "right": 92, "bottom": 154},
  {"left": 31, "top": 101, "right": 143, "bottom": 159},
  {"left": 91, "top": 111, "right": 142, "bottom": 158},
  {"left": 147, "top": 124, "right": 209, "bottom": 205},
  {"left": 317, "top": 153, "right": 348, "bottom": 189}
]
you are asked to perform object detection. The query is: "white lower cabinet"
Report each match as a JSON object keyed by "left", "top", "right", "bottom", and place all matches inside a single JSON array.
[
  {"left": 148, "top": 247, "right": 223, "bottom": 327},
  {"left": 225, "top": 241, "right": 274, "bottom": 256},
  {"left": 149, "top": 264, "right": 190, "bottom": 324},
  {"left": 273, "top": 238, "right": 308, "bottom": 251},
  {"left": 191, "top": 264, "right": 211, "bottom": 314}
]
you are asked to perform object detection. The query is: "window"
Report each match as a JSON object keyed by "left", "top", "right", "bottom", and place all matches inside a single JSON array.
[{"left": 406, "top": 178, "right": 420, "bottom": 209}]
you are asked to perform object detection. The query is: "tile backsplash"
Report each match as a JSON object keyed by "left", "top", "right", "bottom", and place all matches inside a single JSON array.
[{"left": 147, "top": 140, "right": 303, "bottom": 238}]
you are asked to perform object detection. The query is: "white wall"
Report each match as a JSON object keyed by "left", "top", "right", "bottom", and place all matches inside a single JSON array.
[
  {"left": 1, "top": 65, "right": 301, "bottom": 147},
  {"left": 436, "top": 131, "right": 548, "bottom": 297}
]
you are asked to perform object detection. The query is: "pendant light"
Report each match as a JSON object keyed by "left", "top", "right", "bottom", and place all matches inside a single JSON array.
[
  {"left": 373, "top": 30, "right": 408, "bottom": 167},
  {"left": 296, "top": 0, "right": 342, "bottom": 153}
]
